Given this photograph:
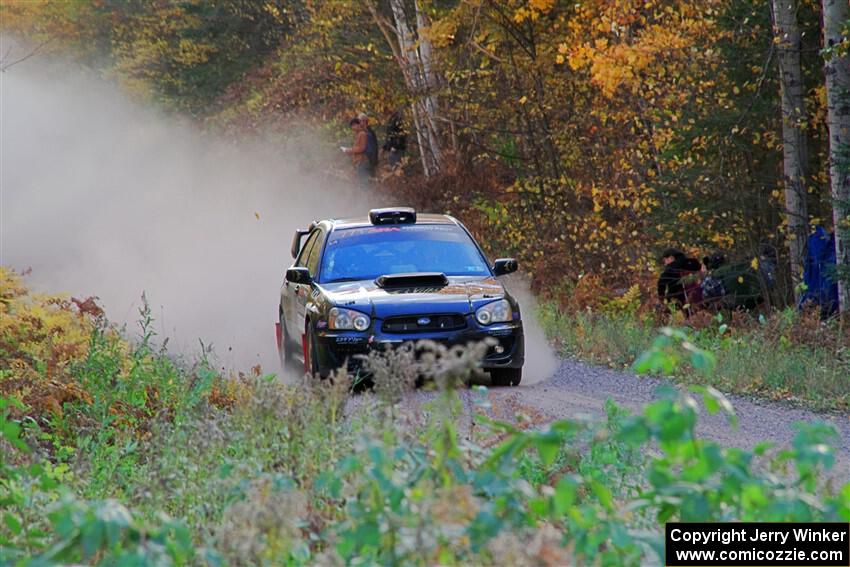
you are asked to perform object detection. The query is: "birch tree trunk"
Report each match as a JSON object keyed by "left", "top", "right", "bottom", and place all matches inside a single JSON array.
[
  {"left": 822, "top": 0, "right": 850, "bottom": 313},
  {"left": 373, "top": 0, "right": 444, "bottom": 177},
  {"left": 386, "top": 0, "right": 432, "bottom": 176},
  {"left": 413, "top": 0, "right": 444, "bottom": 170},
  {"left": 772, "top": 0, "right": 809, "bottom": 297}
]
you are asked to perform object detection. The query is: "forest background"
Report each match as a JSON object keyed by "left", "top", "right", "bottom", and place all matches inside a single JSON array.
[{"left": 5, "top": 0, "right": 850, "bottom": 300}]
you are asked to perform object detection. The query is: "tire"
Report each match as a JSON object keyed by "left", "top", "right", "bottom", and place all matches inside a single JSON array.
[
  {"left": 490, "top": 367, "right": 522, "bottom": 387},
  {"left": 278, "top": 313, "right": 296, "bottom": 370}
]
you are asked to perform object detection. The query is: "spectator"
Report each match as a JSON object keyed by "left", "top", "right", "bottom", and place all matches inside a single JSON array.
[
  {"left": 701, "top": 252, "right": 764, "bottom": 311},
  {"left": 342, "top": 117, "right": 371, "bottom": 183},
  {"left": 657, "top": 248, "right": 702, "bottom": 311},
  {"left": 799, "top": 226, "right": 839, "bottom": 318},
  {"left": 383, "top": 109, "right": 407, "bottom": 168},
  {"left": 357, "top": 112, "right": 379, "bottom": 176}
]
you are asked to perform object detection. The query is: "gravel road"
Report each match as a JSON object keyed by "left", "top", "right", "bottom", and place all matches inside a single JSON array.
[
  {"left": 381, "top": 357, "right": 850, "bottom": 478},
  {"left": 467, "top": 358, "right": 850, "bottom": 476}
]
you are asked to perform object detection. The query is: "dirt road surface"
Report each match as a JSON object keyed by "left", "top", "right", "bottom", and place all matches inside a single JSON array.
[{"left": 391, "top": 358, "right": 850, "bottom": 477}]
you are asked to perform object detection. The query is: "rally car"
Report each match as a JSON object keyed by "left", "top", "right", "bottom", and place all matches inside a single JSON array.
[{"left": 276, "top": 207, "right": 524, "bottom": 386}]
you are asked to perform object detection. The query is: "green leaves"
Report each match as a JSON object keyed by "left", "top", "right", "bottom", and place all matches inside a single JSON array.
[
  {"left": 633, "top": 326, "right": 716, "bottom": 376},
  {"left": 0, "top": 397, "right": 28, "bottom": 454}
]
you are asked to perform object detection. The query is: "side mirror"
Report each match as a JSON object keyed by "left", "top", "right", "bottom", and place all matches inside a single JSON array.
[
  {"left": 286, "top": 267, "right": 312, "bottom": 284},
  {"left": 291, "top": 229, "right": 310, "bottom": 259},
  {"left": 493, "top": 258, "right": 518, "bottom": 276}
]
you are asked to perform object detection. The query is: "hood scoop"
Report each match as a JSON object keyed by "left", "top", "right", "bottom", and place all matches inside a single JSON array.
[{"left": 375, "top": 272, "right": 449, "bottom": 289}]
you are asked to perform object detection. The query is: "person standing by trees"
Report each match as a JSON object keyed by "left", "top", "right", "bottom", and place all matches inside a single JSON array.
[
  {"left": 657, "top": 248, "right": 703, "bottom": 312},
  {"left": 383, "top": 109, "right": 407, "bottom": 168},
  {"left": 343, "top": 117, "right": 371, "bottom": 183},
  {"left": 357, "top": 112, "right": 379, "bottom": 176}
]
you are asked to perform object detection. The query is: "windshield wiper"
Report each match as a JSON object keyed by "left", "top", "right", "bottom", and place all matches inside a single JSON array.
[{"left": 326, "top": 276, "right": 368, "bottom": 283}]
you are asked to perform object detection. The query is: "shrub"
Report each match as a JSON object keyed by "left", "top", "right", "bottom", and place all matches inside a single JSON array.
[{"left": 0, "top": 273, "right": 847, "bottom": 565}]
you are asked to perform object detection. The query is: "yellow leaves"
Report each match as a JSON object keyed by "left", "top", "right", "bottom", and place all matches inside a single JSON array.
[
  {"left": 574, "top": 27, "right": 691, "bottom": 98},
  {"left": 427, "top": 17, "right": 458, "bottom": 48},
  {"left": 750, "top": 258, "right": 760, "bottom": 270},
  {"left": 514, "top": 0, "right": 555, "bottom": 22},
  {"left": 519, "top": 95, "right": 528, "bottom": 105},
  {"left": 562, "top": 1, "right": 725, "bottom": 99},
  {"left": 568, "top": 44, "right": 594, "bottom": 71},
  {"left": 263, "top": 2, "right": 282, "bottom": 20},
  {"left": 529, "top": 0, "right": 555, "bottom": 12},
  {"left": 711, "top": 233, "right": 736, "bottom": 247}
]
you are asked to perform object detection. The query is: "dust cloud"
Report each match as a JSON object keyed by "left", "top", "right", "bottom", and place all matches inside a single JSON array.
[
  {"left": 1, "top": 53, "right": 369, "bottom": 372},
  {"left": 1, "top": 49, "right": 557, "bottom": 383},
  {"left": 505, "top": 278, "right": 559, "bottom": 384}
]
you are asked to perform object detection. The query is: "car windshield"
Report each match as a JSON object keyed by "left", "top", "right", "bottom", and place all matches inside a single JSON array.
[{"left": 320, "top": 224, "right": 491, "bottom": 283}]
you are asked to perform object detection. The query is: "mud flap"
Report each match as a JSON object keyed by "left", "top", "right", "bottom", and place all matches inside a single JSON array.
[
  {"left": 275, "top": 322, "right": 282, "bottom": 352},
  {"left": 302, "top": 333, "right": 309, "bottom": 372}
]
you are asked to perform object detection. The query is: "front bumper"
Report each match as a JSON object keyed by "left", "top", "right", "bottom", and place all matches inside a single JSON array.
[{"left": 312, "top": 315, "right": 524, "bottom": 376}]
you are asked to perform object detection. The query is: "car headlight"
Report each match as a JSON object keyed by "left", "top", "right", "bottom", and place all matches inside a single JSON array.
[
  {"left": 329, "top": 307, "right": 371, "bottom": 331},
  {"left": 475, "top": 299, "right": 512, "bottom": 325}
]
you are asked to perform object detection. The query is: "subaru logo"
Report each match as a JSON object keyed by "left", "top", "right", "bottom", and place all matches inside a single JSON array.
[{"left": 417, "top": 317, "right": 431, "bottom": 326}]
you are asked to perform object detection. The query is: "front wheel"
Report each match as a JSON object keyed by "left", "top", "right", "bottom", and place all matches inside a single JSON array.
[
  {"left": 305, "top": 324, "right": 321, "bottom": 377},
  {"left": 490, "top": 368, "right": 522, "bottom": 387}
]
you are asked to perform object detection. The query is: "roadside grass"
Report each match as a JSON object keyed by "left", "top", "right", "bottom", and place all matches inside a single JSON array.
[
  {"left": 1, "top": 267, "right": 849, "bottom": 565},
  {"left": 539, "top": 304, "right": 850, "bottom": 412}
]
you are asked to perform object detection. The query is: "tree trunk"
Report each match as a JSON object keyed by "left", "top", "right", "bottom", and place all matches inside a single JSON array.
[
  {"left": 772, "top": 0, "right": 809, "bottom": 297},
  {"left": 822, "top": 0, "right": 850, "bottom": 313},
  {"left": 413, "top": 0, "right": 444, "bottom": 173},
  {"left": 375, "top": 0, "right": 444, "bottom": 177}
]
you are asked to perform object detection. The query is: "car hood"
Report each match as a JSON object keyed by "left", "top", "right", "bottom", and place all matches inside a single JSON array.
[{"left": 321, "top": 276, "right": 506, "bottom": 318}]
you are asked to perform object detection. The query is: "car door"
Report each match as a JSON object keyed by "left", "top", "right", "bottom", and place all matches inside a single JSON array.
[
  {"left": 294, "top": 228, "right": 325, "bottom": 333},
  {"left": 284, "top": 230, "right": 319, "bottom": 341}
]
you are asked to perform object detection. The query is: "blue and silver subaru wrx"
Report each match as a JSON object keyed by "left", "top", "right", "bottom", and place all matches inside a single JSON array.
[{"left": 276, "top": 207, "right": 524, "bottom": 386}]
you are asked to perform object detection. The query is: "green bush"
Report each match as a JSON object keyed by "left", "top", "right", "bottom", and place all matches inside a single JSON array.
[{"left": 1, "top": 308, "right": 848, "bottom": 565}]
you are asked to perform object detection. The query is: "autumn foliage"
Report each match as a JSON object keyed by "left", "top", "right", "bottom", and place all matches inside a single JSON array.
[{"left": 0, "top": 0, "right": 844, "bottom": 302}]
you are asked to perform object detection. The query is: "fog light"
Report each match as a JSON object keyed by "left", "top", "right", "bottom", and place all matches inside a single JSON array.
[{"left": 495, "top": 345, "right": 505, "bottom": 354}]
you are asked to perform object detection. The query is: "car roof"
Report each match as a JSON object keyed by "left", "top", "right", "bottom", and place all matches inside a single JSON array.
[{"left": 327, "top": 213, "right": 458, "bottom": 230}]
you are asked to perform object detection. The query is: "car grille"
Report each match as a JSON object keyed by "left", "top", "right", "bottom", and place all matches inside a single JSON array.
[{"left": 381, "top": 314, "right": 467, "bottom": 333}]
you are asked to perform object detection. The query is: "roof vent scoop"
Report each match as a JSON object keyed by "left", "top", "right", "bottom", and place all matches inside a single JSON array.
[
  {"left": 376, "top": 272, "right": 448, "bottom": 288},
  {"left": 369, "top": 207, "right": 417, "bottom": 225}
]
